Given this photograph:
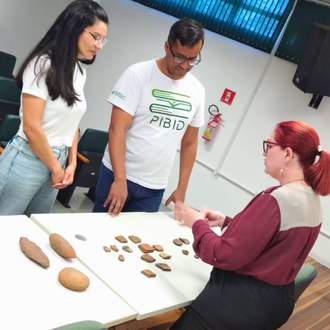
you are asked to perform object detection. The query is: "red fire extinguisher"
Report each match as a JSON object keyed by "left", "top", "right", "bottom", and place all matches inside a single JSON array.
[{"left": 202, "top": 104, "right": 223, "bottom": 141}]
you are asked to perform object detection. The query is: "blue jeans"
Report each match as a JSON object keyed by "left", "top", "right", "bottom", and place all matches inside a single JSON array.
[
  {"left": 0, "top": 136, "right": 68, "bottom": 216},
  {"left": 93, "top": 163, "right": 165, "bottom": 213}
]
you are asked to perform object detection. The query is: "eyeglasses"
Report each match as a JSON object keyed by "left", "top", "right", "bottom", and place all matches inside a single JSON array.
[
  {"left": 168, "top": 43, "right": 201, "bottom": 66},
  {"left": 84, "top": 29, "right": 107, "bottom": 46},
  {"left": 263, "top": 140, "right": 284, "bottom": 153}
]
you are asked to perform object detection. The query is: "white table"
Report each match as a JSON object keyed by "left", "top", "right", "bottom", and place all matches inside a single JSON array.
[
  {"left": 0, "top": 215, "right": 136, "bottom": 330},
  {"left": 30, "top": 212, "right": 215, "bottom": 320}
]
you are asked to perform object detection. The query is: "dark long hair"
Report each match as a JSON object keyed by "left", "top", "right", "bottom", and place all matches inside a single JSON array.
[
  {"left": 275, "top": 121, "right": 330, "bottom": 196},
  {"left": 15, "top": 0, "right": 108, "bottom": 106}
]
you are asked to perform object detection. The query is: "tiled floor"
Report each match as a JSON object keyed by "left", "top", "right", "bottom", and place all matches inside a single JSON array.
[
  {"left": 51, "top": 186, "right": 172, "bottom": 214},
  {"left": 51, "top": 187, "right": 94, "bottom": 214}
]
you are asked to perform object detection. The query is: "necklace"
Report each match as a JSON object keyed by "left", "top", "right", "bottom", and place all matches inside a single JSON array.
[{"left": 283, "top": 178, "right": 305, "bottom": 185}]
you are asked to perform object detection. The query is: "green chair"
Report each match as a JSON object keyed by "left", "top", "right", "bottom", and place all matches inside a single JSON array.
[
  {"left": 50, "top": 320, "right": 107, "bottom": 330},
  {"left": 0, "top": 114, "right": 20, "bottom": 148},
  {"left": 56, "top": 128, "right": 108, "bottom": 208},
  {"left": 0, "top": 76, "right": 21, "bottom": 124},
  {"left": 294, "top": 264, "right": 317, "bottom": 302},
  {"left": 0, "top": 51, "right": 16, "bottom": 78}
]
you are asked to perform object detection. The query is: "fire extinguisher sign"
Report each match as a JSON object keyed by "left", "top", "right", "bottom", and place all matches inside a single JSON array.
[{"left": 221, "top": 88, "right": 236, "bottom": 105}]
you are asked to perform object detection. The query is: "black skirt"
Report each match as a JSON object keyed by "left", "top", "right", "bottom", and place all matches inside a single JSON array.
[{"left": 170, "top": 267, "right": 294, "bottom": 330}]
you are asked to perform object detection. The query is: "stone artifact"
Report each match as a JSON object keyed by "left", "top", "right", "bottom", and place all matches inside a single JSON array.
[
  {"left": 118, "top": 254, "right": 125, "bottom": 262},
  {"left": 122, "top": 245, "right": 133, "bottom": 253},
  {"left": 49, "top": 233, "right": 76, "bottom": 259},
  {"left": 159, "top": 252, "right": 172, "bottom": 260},
  {"left": 155, "top": 263, "right": 171, "bottom": 271},
  {"left": 19, "top": 237, "right": 50, "bottom": 268},
  {"left": 182, "top": 249, "right": 189, "bottom": 255},
  {"left": 115, "top": 235, "right": 128, "bottom": 243},
  {"left": 173, "top": 238, "right": 183, "bottom": 246},
  {"left": 141, "top": 254, "right": 156, "bottom": 263},
  {"left": 110, "top": 245, "right": 119, "bottom": 252},
  {"left": 75, "top": 234, "right": 87, "bottom": 241},
  {"left": 194, "top": 254, "right": 200, "bottom": 259},
  {"left": 141, "top": 269, "right": 157, "bottom": 278},
  {"left": 179, "top": 237, "right": 190, "bottom": 244},
  {"left": 129, "top": 235, "right": 141, "bottom": 244},
  {"left": 103, "top": 246, "right": 111, "bottom": 252},
  {"left": 58, "top": 267, "right": 90, "bottom": 291},
  {"left": 153, "top": 244, "right": 164, "bottom": 252},
  {"left": 138, "top": 243, "right": 155, "bottom": 253}
]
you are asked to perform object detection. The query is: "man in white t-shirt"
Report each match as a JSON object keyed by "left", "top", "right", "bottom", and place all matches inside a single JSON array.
[{"left": 93, "top": 17, "right": 205, "bottom": 216}]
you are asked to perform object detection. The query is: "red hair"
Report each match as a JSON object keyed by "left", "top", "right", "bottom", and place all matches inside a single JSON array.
[{"left": 275, "top": 121, "right": 330, "bottom": 196}]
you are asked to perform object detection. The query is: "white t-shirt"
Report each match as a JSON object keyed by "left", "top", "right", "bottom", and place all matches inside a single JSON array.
[
  {"left": 17, "top": 55, "right": 86, "bottom": 147},
  {"left": 103, "top": 59, "right": 205, "bottom": 189}
]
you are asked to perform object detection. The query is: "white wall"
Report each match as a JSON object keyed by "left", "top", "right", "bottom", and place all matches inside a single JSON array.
[
  {"left": 0, "top": 0, "right": 72, "bottom": 71},
  {"left": 1, "top": 0, "right": 329, "bottom": 268}
]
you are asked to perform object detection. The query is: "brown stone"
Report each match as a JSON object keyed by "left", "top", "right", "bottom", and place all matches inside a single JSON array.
[
  {"left": 138, "top": 243, "right": 155, "bottom": 253},
  {"left": 58, "top": 267, "right": 90, "bottom": 291},
  {"left": 141, "top": 254, "right": 156, "bottom": 263},
  {"left": 155, "top": 263, "right": 171, "bottom": 271},
  {"left": 129, "top": 235, "right": 141, "bottom": 244},
  {"left": 19, "top": 237, "right": 50, "bottom": 268},
  {"left": 110, "top": 245, "right": 119, "bottom": 252},
  {"left": 182, "top": 249, "right": 189, "bottom": 255},
  {"left": 118, "top": 254, "right": 125, "bottom": 262},
  {"left": 122, "top": 245, "right": 133, "bottom": 253},
  {"left": 115, "top": 235, "right": 128, "bottom": 243},
  {"left": 49, "top": 233, "right": 76, "bottom": 259},
  {"left": 173, "top": 238, "right": 183, "bottom": 246},
  {"left": 194, "top": 254, "right": 200, "bottom": 259},
  {"left": 159, "top": 252, "right": 172, "bottom": 260},
  {"left": 153, "top": 244, "right": 164, "bottom": 252},
  {"left": 103, "top": 246, "right": 111, "bottom": 252},
  {"left": 141, "top": 269, "right": 156, "bottom": 278},
  {"left": 179, "top": 237, "right": 190, "bottom": 245}
]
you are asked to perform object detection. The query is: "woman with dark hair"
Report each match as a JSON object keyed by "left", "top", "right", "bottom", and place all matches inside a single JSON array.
[
  {"left": 0, "top": 0, "right": 108, "bottom": 216},
  {"left": 171, "top": 121, "right": 330, "bottom": 330}
]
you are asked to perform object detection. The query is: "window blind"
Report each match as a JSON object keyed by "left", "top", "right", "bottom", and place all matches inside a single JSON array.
[
  {"left": 275, "top": 0, "right": 330, "bottom": 64},
  {"left": 133, "top": 0, "right": 295, "bottom": 53}
]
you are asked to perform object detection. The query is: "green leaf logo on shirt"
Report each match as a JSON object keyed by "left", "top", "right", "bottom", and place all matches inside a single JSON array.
[
  {"left": 149, "top": 89, "right": 191, "bottom": 119},
  {"left": 111, "top": 90, "right": 126, "bottom": 101}
]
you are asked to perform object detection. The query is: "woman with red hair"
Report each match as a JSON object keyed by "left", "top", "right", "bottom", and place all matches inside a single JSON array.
[{"left": 171, "top": 121, "right": 330, "bottom": 330}]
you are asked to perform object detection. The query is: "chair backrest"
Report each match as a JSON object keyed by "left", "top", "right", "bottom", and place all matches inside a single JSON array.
[
  {"left": 50, "top": 320, "right": 107, "bottom": 330},
  {"left": 0, "top": 76, "right": 21, "bottom": 104},
  {"left": 0, "top": 114, "right": 20, "bottom": 147},
  {"left": 78, "top": 128, "right": 108, "bottom": 154},
  {"left": 0, "top": 51, "right": 16, "bottom": 78},
  {"left": 294, "top": 264, "right": 317, "bottom": 302}
]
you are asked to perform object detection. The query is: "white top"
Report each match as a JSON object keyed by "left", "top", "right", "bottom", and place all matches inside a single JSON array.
[
  {"left": 271, "top": 184, "right": 322, "bottom": 231},
  {"left": 103, "top": 59, "right": 205, "bottom": 189},
  {"left": 30, "top": 212, "right": 216, "bottom": 320},
  {"left": 0, "top": 215, "right": 136, "bottom": 330},
  {"left": 17, "top": 55, "right": 87, "bottom": 147}
]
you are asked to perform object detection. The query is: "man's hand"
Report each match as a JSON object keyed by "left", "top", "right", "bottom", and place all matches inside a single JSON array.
[
  {"left": 165, "top": 187, "right": 186, "bottom": 206},
  {"left": 103, "top": 180, "right": 128, "bottom": 217}
]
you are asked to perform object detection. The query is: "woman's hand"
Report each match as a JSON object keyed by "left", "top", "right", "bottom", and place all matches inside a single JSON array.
[
  {"left": 204, "top": 209, "right": 226, "bottom": 228},
  {"left": 174, "top": 201, "right": 206, "bottom": 229},
  {"left": 52, "top": 164, "right": 75, "bottom": 189},
  {"left": 50, "top": 165, "right": 64, "bottom": 187}
]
